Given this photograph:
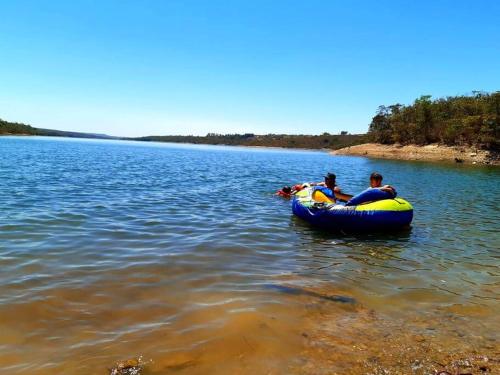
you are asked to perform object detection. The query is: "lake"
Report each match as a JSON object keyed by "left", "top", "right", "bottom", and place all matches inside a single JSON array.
[{"left": 0, "top": 136, "right": 499, "bottom": 374}]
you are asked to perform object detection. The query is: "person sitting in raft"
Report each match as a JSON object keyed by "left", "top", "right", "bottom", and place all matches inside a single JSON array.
[
  {"left": 344, "top": 172, "right": 397, "bottom": 206},
  {"left": 315, "top": 172, "right": 353, "bottom": 202},
  {"left": 369, "top": 172, "right": 396, "bottom": 196}
]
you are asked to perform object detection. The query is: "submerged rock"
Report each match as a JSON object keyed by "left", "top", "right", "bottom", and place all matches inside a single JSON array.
[
  {"left": 264, "top": 284, "right": 356, "bottom": 304},
  {"left": 109, "top": 358, "right": 142, "bottom": 375}
]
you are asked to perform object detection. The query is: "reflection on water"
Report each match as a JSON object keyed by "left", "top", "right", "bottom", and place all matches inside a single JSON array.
[{"left": 0, "top": 136, "right": 499, "bottom": 374}]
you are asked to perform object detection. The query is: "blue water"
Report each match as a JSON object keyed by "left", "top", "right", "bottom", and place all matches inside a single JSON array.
[{"left": 0, "top": 136, "right": 499, "bottom": 374}]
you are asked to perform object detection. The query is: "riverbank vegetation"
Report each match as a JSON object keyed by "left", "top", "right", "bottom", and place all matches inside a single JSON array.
[
  {"left": 0, "top": 118, "right": 39, "bottom": 135},
  {"left": 0, "top": 118, "right": 114, "bottom": 139},
  {"left": 368, "top": 91, "right": 499, "bottom": 150},
  {"left": 4, "top": 91, "right": 499, "bottom": 152},
  {"left": 0, "top": 117, "right": 367, "bottom": 150},
  {"left": 133, "top": 132, "right": 367, "bottom": 150}
]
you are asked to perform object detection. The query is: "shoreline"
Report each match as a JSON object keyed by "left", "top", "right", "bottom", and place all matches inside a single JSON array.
[
  {"left": 332, "top": 143, "right": 499, "bottom": 166},
  {"left": 4, "top": 135, "right": 499, "bottom": 164},
  {"left": 0, "top": 133, "right": 33, "bottom": 136},
  {"left": 1, "top": 134, "right": 331, "bottom": 153}
]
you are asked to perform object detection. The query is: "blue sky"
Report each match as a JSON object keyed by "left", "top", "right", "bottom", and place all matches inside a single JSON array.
[{"left": 1, "top": 0, "right": 499, "bottom": 137}]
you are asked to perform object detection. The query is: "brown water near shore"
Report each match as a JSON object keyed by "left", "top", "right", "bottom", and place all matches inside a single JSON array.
[
  {"left": 298, "top": 284, "right": 500, "bottom": 374},
  {"left": 1, "top": 274, "right": 498, "bottom": 374}
]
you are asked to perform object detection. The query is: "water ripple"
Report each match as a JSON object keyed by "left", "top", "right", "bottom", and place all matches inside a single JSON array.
[{"left": 0, "top": 136, "right": 499, "bottom": 373}]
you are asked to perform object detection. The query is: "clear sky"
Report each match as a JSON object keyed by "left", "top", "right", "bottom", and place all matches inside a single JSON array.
[{"left": 1, "top": 0, "right": 499, "bottom": 137}]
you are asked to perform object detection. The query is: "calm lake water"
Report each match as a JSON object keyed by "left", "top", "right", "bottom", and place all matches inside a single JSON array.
[{"left": 0, "top": 136, "right": 499, "bottom": 374}]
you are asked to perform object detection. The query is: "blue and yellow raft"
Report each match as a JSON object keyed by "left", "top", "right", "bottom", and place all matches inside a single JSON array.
[{"left": 292, "top": 188, "right": 413, "bottom": 232}]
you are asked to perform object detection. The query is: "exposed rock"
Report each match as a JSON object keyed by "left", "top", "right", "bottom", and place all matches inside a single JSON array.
[
  {"left": 332, "top": 143, "right": 499, "bottom": 165},
  {"left": 109, "top": 358, "right": 142, "bottom": 375}
]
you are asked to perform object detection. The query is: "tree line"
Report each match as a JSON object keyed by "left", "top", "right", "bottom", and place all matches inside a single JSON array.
[
  {"left": 134, "top": 132, "right": 367, "bottom": 150},
  {"left": 0, "top": 118, "right": 115, "bottom": 139},
  {"left": 0, "top": 118, "right": 366, "bottom": 150},
  {"left": 0, "top": 119, "right": 39, "bottom": 135},
  {"left": 368, "top": 91, "right": 499, "bottom": 150},
  {"left": 4, "top": 91, "right": 499, "bottom": 151}
]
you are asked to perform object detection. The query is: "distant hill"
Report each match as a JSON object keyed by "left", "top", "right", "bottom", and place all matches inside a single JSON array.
[
  {"left": 132, "top": 132, "right": 368, "bottom": 150},
  {"left": 1, "top": 117, "right": 367, "bottom": 150},
  {"left": 0, "top": 118, "right": 116, "bottom": 139},
  {"left": 36, "top": 128, "right": 116, "bottom": 139},
  {"left": 4, "top": 91, "right": 499, "bottom": 152}
]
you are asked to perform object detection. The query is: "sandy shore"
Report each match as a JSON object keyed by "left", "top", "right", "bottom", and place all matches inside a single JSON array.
[{"left": 332, "top": 143, "right": 499, "bottom": 165}]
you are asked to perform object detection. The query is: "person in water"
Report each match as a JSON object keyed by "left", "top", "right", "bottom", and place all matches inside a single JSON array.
[
  {"left": 316, "top": 173, "right": 353, "bottom": 202},
  {"left": 276, "top": 186, "right": 292, "bottom": 198},
  {"left": 369, "top": 172, "right": 396, "bottom": 196},
  {"left": 277, "top": 183, "right": 312, "bottom": 198}
]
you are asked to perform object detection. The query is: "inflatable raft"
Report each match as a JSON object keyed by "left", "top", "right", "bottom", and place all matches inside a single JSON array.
[{"left": 292, "top": 187, "right": 413, "bottom": 232}]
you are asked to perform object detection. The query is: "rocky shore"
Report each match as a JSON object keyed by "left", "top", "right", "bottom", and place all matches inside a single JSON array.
[{"left": 332, "top": 143, "right": 499, "bottom": 165}]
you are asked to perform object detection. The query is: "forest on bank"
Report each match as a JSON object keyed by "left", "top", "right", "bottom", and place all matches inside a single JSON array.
[
  {"left": 368, "top": 91, "right": 499, "bottom": 150},
  {"left": 0, "top": 118, "right": 114, "bottom": 139},
  {"left": 0, "top": 118, "right": 366, "bottom": 149},
  {"left": 0, "top": 119, "right": 39, "bottom": 135},
  {"left": 134, "top": 132, "right": 367, "bottom": 150}
]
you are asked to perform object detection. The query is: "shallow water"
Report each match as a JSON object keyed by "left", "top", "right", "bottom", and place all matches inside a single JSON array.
[{"left": 0, "top": 136, "right": 499, "bottom": 374}]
